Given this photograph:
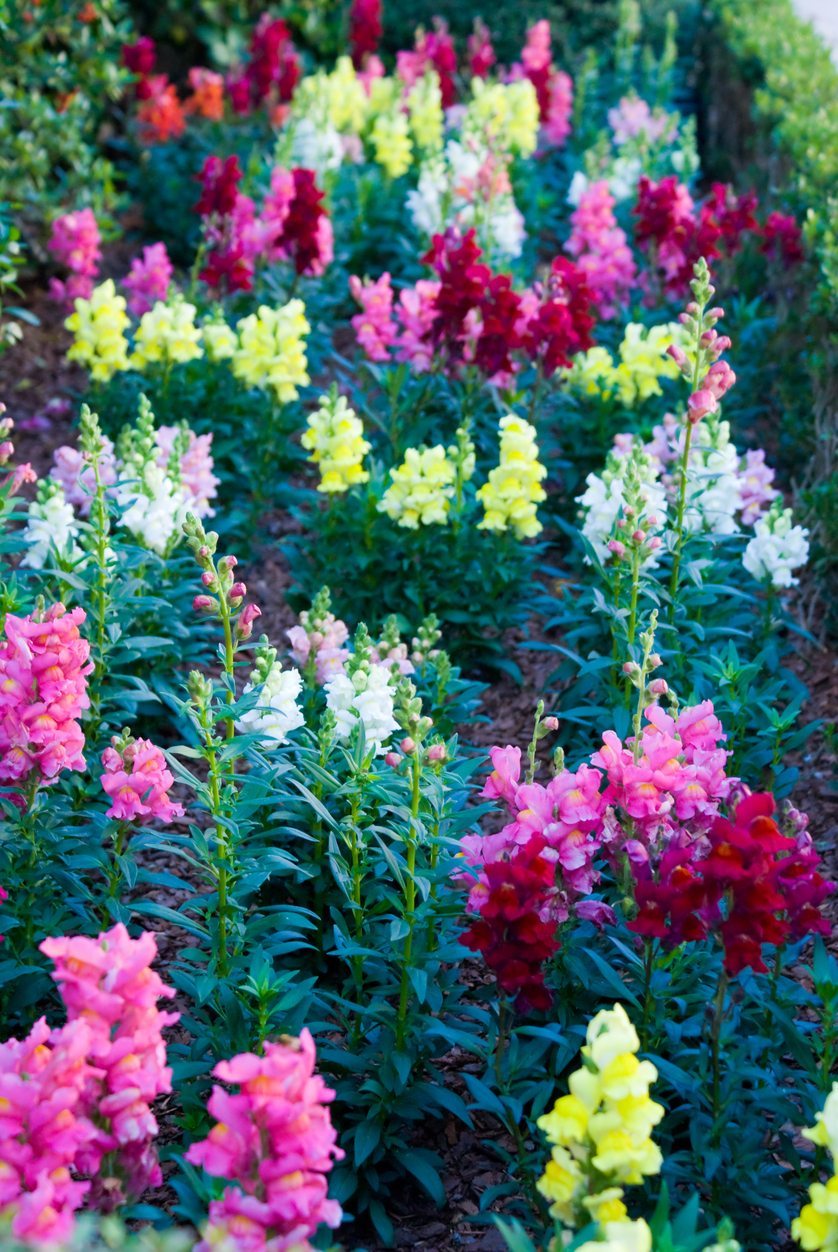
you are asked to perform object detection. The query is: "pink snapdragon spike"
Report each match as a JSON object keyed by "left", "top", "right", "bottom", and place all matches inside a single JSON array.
[
  {"left": 0, "top": 604, "right": 92, "bottom": 791},
  {"left": 122, "top": 242, "right": 174, "bottom": 316},
  {"left": 393, "top": 279, "right": 441, "bottom": 372},
  {"left": 287, "top": 612, "right": 350, "bottom": 684},
  {"left": 566, "top": 180, "right": 636, "bottom": 319},
  {"left": 0, "top": 1016, "right": 99, "bottom": 1245},
  {"left": 543, "top": 69, "right": 573, "bottom": 147},
  {"left": 51, "top": 437, "right": 118, "bottom": 516},
  {"left": 608, "top": 95, "right": 674, "bottom": 146},
  {"left": 155, "top": 426, "right": 220, "bottom": 518},
  {"left": 101, "top": 736, "right": 185, "bottom": 824},
  {"left": 39, "top": 923, "right": 179, "bottom": 1208},
  {"left": 592, "top": 700, "right": 733, "bottom": 858},
  {"left": 738, "top": 448, "right": 779, "bottom": 525},
  {"left": 186, "top": 1029, "right": 343, "bottom": 1252},
  {"left": 47, "top": 208, "right": 102, "bottom": 306},
  {"left": 349, "top": 272, "right": 397, "bottom": 362}
]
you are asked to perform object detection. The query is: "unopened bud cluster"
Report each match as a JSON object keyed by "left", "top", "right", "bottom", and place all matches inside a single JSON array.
[{"left": 184, "top": 512, "right": 262, "bottom": 640}]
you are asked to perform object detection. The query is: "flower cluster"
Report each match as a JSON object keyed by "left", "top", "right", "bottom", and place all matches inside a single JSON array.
[
  {"left": 287, "top": 588, "right": 350, "bottom": 684},
  {"left": 232, "top": 300, "right": 311, "bottom": 402},
  {"left": 65, "top": 280, "right": 131, "bottom": 383},
  {"left": 237, "top": 642, "right": 305, "bottom": 747},
  {"left": 349, "top": 0, "right": 382, "bottom": 68},
  {"left": 101, "top": 734, "right": 185, "bottom": 824},
  {"left": 325, "top": 629, "right": 400, "bottom": 755},
  {"left": 227, "top": 15, "right": 301, "bottom": 115},
  {"left": 569, "top": 321, "right": 687, "bottom": 407},
  {"left": 793, "top": 1084, "right": 838, "bottom": 1251},
  {"left": 20, "top": 478, "right": 82, "bottom": 570},
  {"left": 0, "top": 603, "right": 92, "bottom": 791},
  {"left": 40, "top": 924, "right": 179, "bottom": 1208},
  {"left": 566, "top": 181, "right": 636, "bottom": 319},
  {"left": 301, "top": 388, "right": 370, "bottom": 494},
  {"left": 122, "top": 243, "right": 174, "bottom": 317},
  {"left": 379, "top": 444, "right": 459, "bottom": 528},
  {"left": 477, "top": 415, "right": 547, "bottom": 539},
  {"left": 130, "top": 295, "right": 203, "bottom": 371},
  {"left": 743, "top": 503, "right": 811, "bottom": 589},
  {"left": 536, "top": 1003, "right": 663, "bottom": 1228},
  {"left": 47, "top": 208, "right": 101, "bottom": 306},
  {"left": 516, "top": 19, "right": 574, "bottom": 147},
  {"left": 628, "top": 791, "right": 833, "bottom": 974},
  {"left": 186, "top": 1030, "right": 342, "bottom": 1252}
]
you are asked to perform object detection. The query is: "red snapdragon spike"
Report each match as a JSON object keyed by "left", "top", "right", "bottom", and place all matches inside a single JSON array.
[
  {"left": 195, "top": 155, "right": 243, "bottom": 218},
  {"left": 283, "top": 169, "right": 331, "bottom": 275},
  {"left": 524, "top": 256, "right": 596, "bottom": 376},
  {"left": 122, "top": 36, "right": 156, "bottom": 77},
  {"left": 474, "top": 275, "right": 524, "bottom": 377},
  {"left": 423, "top": 228, "right": 492, "bottom": 364},
  {"left": 461, "top": 835, "right": 560, "bottom": 1013},
  {"left": 349, "top": 0, "right": 382, "bottom": 68},
  {"left": 468, "top": 19, "right": 496, "bottom": 80},
  {"left": 761, "top": 212, "right": 805, "bottom": 266},
  {"left": 199, "top": 245, "right": 254, "bottom": 294},
  {"left": 245, "top": 15, "right": 300, "bottom": 106}
]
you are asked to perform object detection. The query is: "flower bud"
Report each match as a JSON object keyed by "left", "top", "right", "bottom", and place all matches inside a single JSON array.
[
  {"left": 400, "top": 737, "right": 416, "bottom": 755},
  {"left": 687, "top": 388, "right": 717, "bottom": 424},
  {"left": 228, "top": 581, "right": 247, "bottom": 603},
  {"left": 608, "top": 539, "right": 627, "bottom": 560},
  {"left": 631, "top": 529, "right": 646, "bottom": 543},
  {"left": 542, "top": 716, "right": 559, "bottom": 732},
  {"left": 384, "top": 752, "right": 401, "bottom": 768},
  {"left": 648, "top": 678, "right": 669, "bottom": 697},
  {"left": 235, "top": 603, "right": 262, "bottom": 640},
  {"left": 648, "top": 653, "right": 663, "bottom": 668},
  {"left": 426, "top": 743, "right": 447, "bottom": 763},
  {"left": 193, "top": 594, "right": 215, "bottom": 612},
  {"left": 666, "top": 344, "right": 687, "bottom": 369},
  {"left": 201, "top": 570, "right": 216, "bottom": 588}
]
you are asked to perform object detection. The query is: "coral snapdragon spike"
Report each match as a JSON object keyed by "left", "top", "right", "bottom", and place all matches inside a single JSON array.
[{"left": 186, "top": 1030, "right": 343, "bottom": 1251}]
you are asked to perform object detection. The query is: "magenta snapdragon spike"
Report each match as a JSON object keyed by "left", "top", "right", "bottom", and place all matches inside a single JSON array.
[
  {"left": 0, "top": 604, "right": 92, "bottom": 792},
  {"left": 186, "top": 1029, "right": 343, "bottom": 1251},
  {"left": 123, "top": 242, "right": 173, "bottom": 317},
  {"left": 47, "top": 208, "right": 101, "bottom": 307},
  {"left": 101, "top": 735, "right": 185, "bottom": 824},
  {"left": 349, "top": 272, "right": 397, "bottom": 362},
  {"left": 566, "top": 181, "right": 636, "bottom": 319}
]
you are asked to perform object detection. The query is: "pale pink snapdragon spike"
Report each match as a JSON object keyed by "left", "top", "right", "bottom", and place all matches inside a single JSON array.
[
  {"left": 393, "top": 279, "right": 440, "bottom": 372},
  {"left": 123, "top": 242, "right": 174, "bottom": 316},
  {"left": 566, "top": 181, "right": 636, "bottom": 318},
  {"left": 186, "top": 1029, "right": 343, "bottom": 1252},
  {"left": 155, "top": 426, "right": 219, "bottom": 518},
  {"left": 40, "top": 923, "right": 179, "bottom": 1208},
  {"left": 481, "top": 744, "right": 523, "bottom": 810},
  {"left": 51, "top": 437, "right": 118, "bottom": 515},
  {"left": 0, "top": 604, "right": 92, "bottom": 790},
  {"left": 47, "top": 208, "right": 102, "bottom": 306},
  {"left": 738, "top": 448, "right": 779, "bottom": 525},
  {"left": 0, "top": 1016, "right": 99, "bottom": 1245},
  {"left": 608, "top": 96, "right": 674, "bottom": 146},
  {"left": 349, "top": 272, "right": 397, "bottom": 362},
  {"left": 101, "top": 736, "right": 185, "bottom": 824},
  {"left": 358, "top": 53, "right": 385, "bottom": 93},
  {"left": 262, "top": 166, "right": 295, "bottom": 259},
  {"left": 287, "top": 611, "right": 350, "bottom": 684}
]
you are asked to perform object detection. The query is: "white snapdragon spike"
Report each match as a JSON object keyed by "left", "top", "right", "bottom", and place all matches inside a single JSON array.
[
  {"left": 487, "top": 200, "right": 526, "bottom": 260},
  {"left": 289, "top": 117, "right": 343, "bottom": 175},
  {"left": 682, "top": 422, "right": 742, "bottom": 536},
  {"left": 116, "top": 463, "right": 190, "bottom": 556},
  {"left": 20, "top": 486, "right": 82, "bottom": 569},
  {"left": 407, "top": 163, "right": 446, "bottom": 236},
  {"left": 578, "top": 461, "right": 667, "bottom": 566},
  {"left": 237, "top": 662, "right": 305, "bottom": 746},
  {"left": 743, "top": 506, "right": 810, "bottom": 589},
  {"left": 325, "top": 665, "right": 399, "bottom": 755}
]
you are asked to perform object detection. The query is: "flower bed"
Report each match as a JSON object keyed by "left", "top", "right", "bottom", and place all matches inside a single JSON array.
[{"left": 0, "top": 3, "right": 835, "bottom": 1250}]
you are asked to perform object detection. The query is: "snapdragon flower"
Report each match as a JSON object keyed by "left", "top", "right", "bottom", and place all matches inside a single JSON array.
[
  {"left": 325, "top": 633, "right": 399, "bottom": 755},
  {"left": 65, "top": 280, "right": 131, "bottom": 383},
  {"left": 301, "top": 389, "right": 370, "bottom": 493},
  {"left": 379, "top": 444, "right": 458, "bottom": 528},
  {"left": 20, "top": 481, "right": 82, "bottom": 569},
  {"left": 743, "top": 504, "right": 810, "bottom": 589},
  {"left": 232, "top": 300, "right": 311, "bottom": 402},
  {"left": 122, "top": 243, "right": 173, "bottom": 317},
  {"left": 130, "top": 295, "right": 204, "bottom": 371},
  {"left": 237, "top": 648, "right": 305, "bottom": 746},
  {"left": 371, "top": 109, "right": 413, "bottom": 178},
  {"left": 101, "top": 735, "right": 184, "bottom": 824},
  {"left": 477, "top": 415, "right": 547, "bottom": 540}
]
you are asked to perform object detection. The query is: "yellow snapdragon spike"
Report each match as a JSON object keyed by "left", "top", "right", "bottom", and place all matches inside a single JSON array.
[
  {"left": 466, "top": 79, "right": 539, "bottom": 158},
  {"left": 477, "top": 415, "right": 547, "bottom": 539},
  {"left": 302, "top": 391, "right": 370, "bottom": 494},
  {"left": 371, "top": 110, "right": 413, "bottom": 179},
  {"left": 232, "top": 300, "right": 311, "bottom": 403},
  {"left": 378, "top": 444, "right": 457, "bottom": 528},
  {"left": 576, "top": 1218, "right": 653, "bottom": 1252},
  {"left": 408, "top": 71, "right": 444, "bottom": 152},
  {"left": 792, "top": 1177, "right": 838, "bottom": 1250},
  {"left": 130, "top": 297, "right": 203, "bottom": 371},
  {"left": 203, "top": 319, "right": 237, "bottom": 362},
  {"left": 65, "top": 279, "right": 131, "bottom": 382}
]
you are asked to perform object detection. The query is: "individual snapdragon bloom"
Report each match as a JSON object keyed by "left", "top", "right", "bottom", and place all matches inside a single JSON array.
[
  {"left": 237, "top": 648, "right": 305, "bottom": 746},
  {"left": 379, "top": 444, "right": 457, "bottom": 528},
  {"left": 371, "top": 109, "right": 413, "bottom": 178},
  {"left": 20, "top": 480, "right": 82, "bottom": 569},
  {"left": 186, "top": 1030, "right": 342, "bottom": 1252},
  {"left": 477, "top": 415, "right": 547, "bottom": 539},
  {"left": 302, "top": 388, "right": 370, "bottom": 493},
  {"left": 65, "top": 280, "right": 131, "bottom": 382},
  {"left": 536, "top": 1003, "right": 663, "bottom": 1229},
  {"left": 101, "top": 735, "right": 185, "bottom": 824},
  {"left": 232, "top": 300, "right": 311, "bottom": 402},
  {"left": 130, "top": 295, "right": 204, "bottom": 371},
  {"left": 201, "top": 315, "right": 238, "bottom": 362},
  {"left": 743, "top": 503, "right": 810, "bottom": 589}
]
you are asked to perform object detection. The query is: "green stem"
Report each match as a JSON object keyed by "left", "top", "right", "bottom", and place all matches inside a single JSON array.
[
  {"left": 710, "top": 966, "right": 729, "bottom": 1142},
  {"left": 396, "top": 752, "right": 422, "bottom": 1049}
]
